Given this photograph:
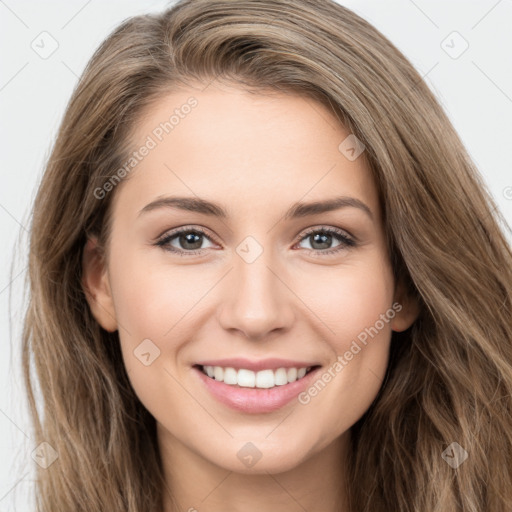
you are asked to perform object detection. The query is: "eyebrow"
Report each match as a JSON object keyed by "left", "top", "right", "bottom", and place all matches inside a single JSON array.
[{"left": 138, "top": 195, "right": 373, "bottom": 221}]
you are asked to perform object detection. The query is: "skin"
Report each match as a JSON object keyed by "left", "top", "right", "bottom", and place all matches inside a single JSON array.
[{"left": 83, "top": 81, "right": 419, "bottom": 512}]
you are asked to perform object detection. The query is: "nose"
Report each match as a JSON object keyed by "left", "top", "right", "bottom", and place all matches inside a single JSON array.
[{"left": 217, "top": 247, "right": 296, "bottom": 341}]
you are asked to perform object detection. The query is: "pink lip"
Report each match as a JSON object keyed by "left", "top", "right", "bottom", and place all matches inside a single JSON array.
[
  {"left": 194, "top": 357, "right": 318, "bottom": 372},
  {"left": 194, "top": 365, "right": 321, "bottom": 414}
]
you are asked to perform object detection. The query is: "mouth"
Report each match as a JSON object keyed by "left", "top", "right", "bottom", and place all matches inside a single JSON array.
[
  {"left": 193, "top": 361, "right": 322, "bottom": 413},
  {"left": 195, "top": 364, "right": 319, "bottom": 389}
]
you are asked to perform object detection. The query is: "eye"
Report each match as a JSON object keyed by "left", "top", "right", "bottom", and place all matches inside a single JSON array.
[
  {"left": 155, "top": 226, "right": 217, "bottom": 256},
  {"left": 155, "top": 225, "right": 356, "bottom": 257},
  {"left": 295, "top": 226, "right": 356, "bottom": 256}
]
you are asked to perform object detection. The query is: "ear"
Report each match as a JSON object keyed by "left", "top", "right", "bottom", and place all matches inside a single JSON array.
[
  {"left": 390, "top": 278, "right": 420, "bottom": 332},
  {"left": 81, "top": 236, "right": 118, "bottom": 332}
]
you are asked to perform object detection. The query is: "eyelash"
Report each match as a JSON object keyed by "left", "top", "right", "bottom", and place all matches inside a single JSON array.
[{"left": 154, "top": 225, "right": 356, "bottom": 257}]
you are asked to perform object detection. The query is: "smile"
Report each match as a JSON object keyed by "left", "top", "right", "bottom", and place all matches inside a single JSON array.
[
  {"left": 193, "top": 359, "right": 322, "bottom": 413},
  {"left": 200, "top": 365, "right": 314, "bottom": 389}
]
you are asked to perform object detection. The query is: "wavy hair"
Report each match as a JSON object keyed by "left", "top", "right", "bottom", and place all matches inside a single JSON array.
[{"left": 21, "top": 0, "right": 512, "bottom": 510}]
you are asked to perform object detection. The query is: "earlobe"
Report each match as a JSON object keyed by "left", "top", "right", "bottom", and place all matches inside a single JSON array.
[
  {"left": 390, "top": 279, "right": 420, "bottom": 333},
  {"left": 81, "top": 236, "right": 118, "bottom": 332}
]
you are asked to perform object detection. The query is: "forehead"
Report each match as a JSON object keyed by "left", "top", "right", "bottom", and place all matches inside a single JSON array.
[{"left": 112, "top": 82, "right": 380, "bottom": 223}]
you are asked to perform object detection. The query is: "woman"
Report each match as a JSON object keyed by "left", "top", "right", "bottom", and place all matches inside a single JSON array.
[{"left": 22, "top": 0, "right": 512, "bottom": 510}]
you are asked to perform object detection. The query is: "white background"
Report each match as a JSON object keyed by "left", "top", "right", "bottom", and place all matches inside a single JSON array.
[{"left": 1, "top": 0, "right": 511, "bottom": 510}]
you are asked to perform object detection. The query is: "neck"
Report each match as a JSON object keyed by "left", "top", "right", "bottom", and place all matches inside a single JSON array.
[{"left": 158, "top": 424, "right": 351, "bottom": 512}]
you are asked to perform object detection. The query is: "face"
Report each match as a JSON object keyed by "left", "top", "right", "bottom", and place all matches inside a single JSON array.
[{"left": 83, "top": 81, "right": 417, "bottom": 475}]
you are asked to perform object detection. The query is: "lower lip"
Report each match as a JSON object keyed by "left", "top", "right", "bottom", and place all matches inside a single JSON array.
[{"left": 194, "top": 366, "right": 320, "bottom": 414}]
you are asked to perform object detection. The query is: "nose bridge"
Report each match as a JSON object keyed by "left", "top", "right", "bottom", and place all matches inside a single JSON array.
[{"left": 217, "top": 234, "right": 294, "bottom": 339}]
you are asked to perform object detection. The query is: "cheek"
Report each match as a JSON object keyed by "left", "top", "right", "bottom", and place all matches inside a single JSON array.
[
  {"left": 107, "top": 247, "right": 200, "bottom": 427},
  {"left": 292, "top": 258, "right": 395, "bottom": 430},
  {"left": 293, "top": 256, "right": 395, "bottom": 351},
  {"left": 108, "top": 243, "right": 209, "bottom": 341},
  {"left": 106, "top": 241, "right": 198, "bottom": 388},
  {"left": 333, "top": 273, "right": 393, "bottom": 353}
]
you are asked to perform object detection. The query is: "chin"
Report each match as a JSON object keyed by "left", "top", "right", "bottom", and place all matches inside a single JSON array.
[{"left": 202, "top": 433, "right": 320, "bottom": 475}]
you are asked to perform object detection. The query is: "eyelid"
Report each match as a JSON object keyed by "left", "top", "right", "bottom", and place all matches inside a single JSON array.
[
  {"left": 294, "top": 225, "right": 355, "bottom": 245},
  {"left": 155, "top": 225, "right": 219, "bottom": 244}
]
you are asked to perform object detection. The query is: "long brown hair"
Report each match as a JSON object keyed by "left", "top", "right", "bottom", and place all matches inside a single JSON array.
[{"left": 22, "top": 0, "right": 512, "bottom": 510}]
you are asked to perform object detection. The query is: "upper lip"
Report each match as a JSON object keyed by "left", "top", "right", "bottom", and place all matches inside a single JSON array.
[{"left": 194, "top": 358, "right": 320, "bottom": 372}]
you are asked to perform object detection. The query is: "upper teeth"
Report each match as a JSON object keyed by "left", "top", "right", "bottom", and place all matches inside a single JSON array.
[{"left": 203, "top": 366, "right": 310, "bottom": 388}]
